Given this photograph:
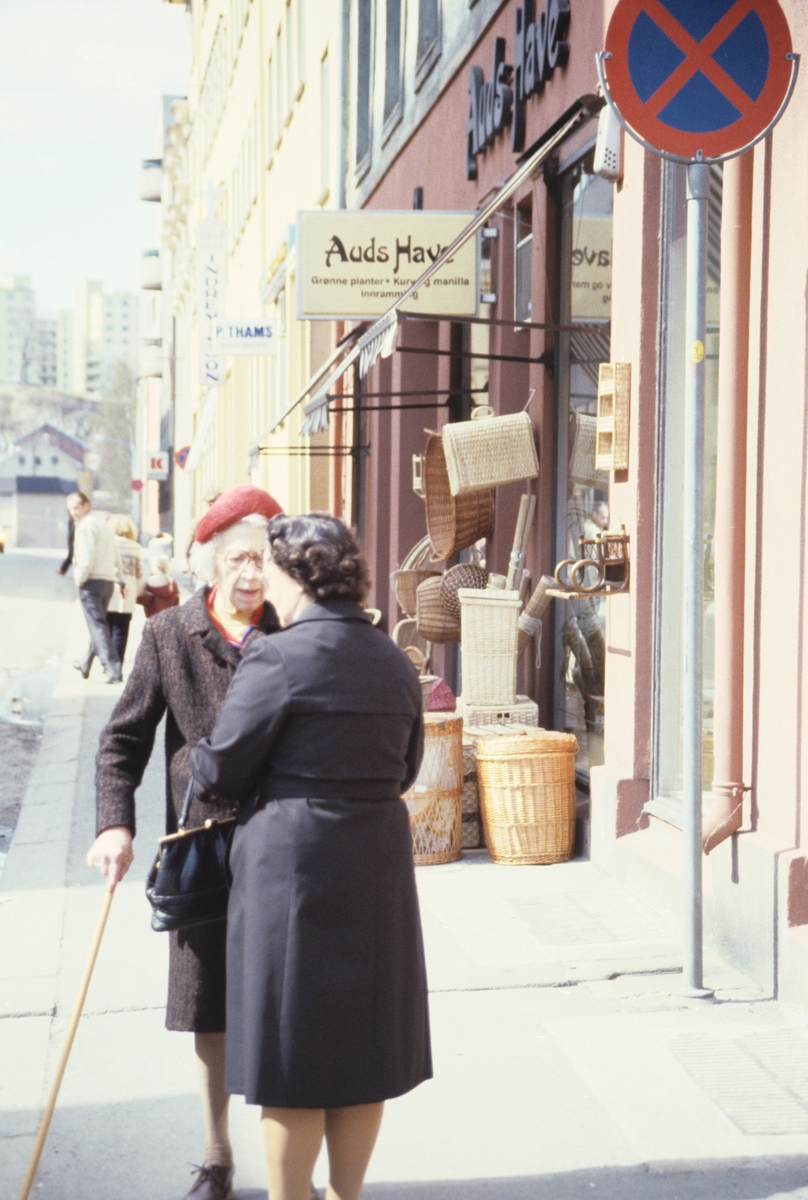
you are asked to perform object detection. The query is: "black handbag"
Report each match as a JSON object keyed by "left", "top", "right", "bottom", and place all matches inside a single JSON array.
[{"left": 145, "top": 781, "right": 236, "bottom": 933}]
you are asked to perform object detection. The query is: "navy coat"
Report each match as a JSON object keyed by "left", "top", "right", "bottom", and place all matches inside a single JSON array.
[{"left": 191, "top": 598, "right": 432, "bottom": 1108}]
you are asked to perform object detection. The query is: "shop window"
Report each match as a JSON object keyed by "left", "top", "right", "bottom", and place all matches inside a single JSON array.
[
  {"left": 650, "top": 162, "right": 723, "bottom": 822},
  {"left": 383, "top": 0, "right": 403, "bottom": 137},
  {"left": 356, "top": 0, "right": 373, "bottom": 173},
  {"left": 515, "top": 202, "right": 533, "bottom": 324},
  {"left": 554, "top": 153, "right": 613, "bottom": 778},
  {"left": 415, "top": 0, "right": 440, "bottom": 88}
]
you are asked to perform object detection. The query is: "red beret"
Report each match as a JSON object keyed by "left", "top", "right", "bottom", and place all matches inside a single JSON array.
[{"left": 195, "top": 484, "right": 283, "bottom": 544}]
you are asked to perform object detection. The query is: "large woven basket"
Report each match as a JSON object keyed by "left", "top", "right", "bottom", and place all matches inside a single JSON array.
[
  {"left": 442, "top": 407, "right": 539, "bottom": 497},
  {"left": 416, "top": 574, "right": 461, "bottom": 643},
  {"left": 423, "top": 432, "right": 495, "bottom": 562},
  {"left": 475, "top": 729, "right": 578, "bottom": 865},
  {"left": 458, "top": 586, "right": 521, "bottom": 705},
  {"left": 440, "top": 562, "right": 487, "bottom": 619},
  {"left": 403, "top": 713, "right": 464, "bottom": 865}
]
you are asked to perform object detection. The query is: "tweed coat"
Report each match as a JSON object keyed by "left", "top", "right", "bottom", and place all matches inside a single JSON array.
[
  {"left": 191, "top": 599, "right": 432, "bottom": 1108},
  {"left": 95, "top": 587, "right": 279, "bottom": 1032}
]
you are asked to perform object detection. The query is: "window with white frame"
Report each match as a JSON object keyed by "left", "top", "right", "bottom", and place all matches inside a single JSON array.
[
  {"left": 383, "top": 0, "right": 403, "bottom": 135},
  {"left": 267, "top": 54, "right": 277, "bottom": 157},
  {"left": 356, "top": 0, "right": 372, "bottom": 171},
  {"left": 276, "top": 25, "right": 284, "bottom": 144},
  {"left": 416, "top": 0, "right": 440, "bottom": 85},
  {"left": 285, "top": 2, "right": 294, "bottom": 116},
  {"left": 200, "top": 19, "right": 228, "bottom": 164},
  {"left": 297, "top": 0, "right": 306, "bottom": 93},
  {"left": 321, "top": 50, "right": 330, "bottom": 198}
]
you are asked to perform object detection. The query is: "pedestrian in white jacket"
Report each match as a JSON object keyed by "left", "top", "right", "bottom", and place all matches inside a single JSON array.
[{"left": 68, "top": 492, "right": 124, "bottom": 684}]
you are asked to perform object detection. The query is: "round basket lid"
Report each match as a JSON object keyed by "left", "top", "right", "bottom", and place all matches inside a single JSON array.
[{"left": 474, "top": 728, "right": 578, "bottom": 757}]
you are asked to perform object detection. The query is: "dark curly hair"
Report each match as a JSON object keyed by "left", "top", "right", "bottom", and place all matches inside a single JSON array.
[{"left": 268, "top": 514, "right": 370, "bottom": 604}]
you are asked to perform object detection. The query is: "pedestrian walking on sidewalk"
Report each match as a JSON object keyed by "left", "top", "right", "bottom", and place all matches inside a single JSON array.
[
  {"left": 68, "top": 492, "right": 124, "bottom": 684},
  {"left": 191, "top": 514, "right": 431, "bottom": 1200},
  {"left": 88, "top": 484, "right": 283, "bottom": 1200},
  {"left": 137, "top": 553, "right": 180, "bottom": 618},
  {"left": 106, "top": 515, "right": 146, "bottom": 664}
]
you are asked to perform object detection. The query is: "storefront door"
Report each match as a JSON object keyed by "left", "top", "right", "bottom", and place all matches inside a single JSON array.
[{"left": 553, "top": 151, "right": 613, "bottom": 777}]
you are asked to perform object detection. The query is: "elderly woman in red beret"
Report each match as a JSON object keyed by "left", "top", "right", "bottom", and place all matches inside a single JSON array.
[{"left": 88, "top": 484, "right": 282, "bottom": 1200}]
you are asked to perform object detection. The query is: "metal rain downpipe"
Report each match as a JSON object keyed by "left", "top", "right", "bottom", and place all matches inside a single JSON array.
[{"left": 702, "top": 152, "right": 753, "bottom": 855}]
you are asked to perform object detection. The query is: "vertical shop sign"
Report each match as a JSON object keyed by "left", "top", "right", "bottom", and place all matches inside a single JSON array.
[
  {"left": 465, "top": 0, "right": 571, "bottom": 178},
  {"left": 599, "top": 0, "right": 797, "bottom": 999},
  {"left": 195, "top": 219, "right": 228, "bottom": 388}
]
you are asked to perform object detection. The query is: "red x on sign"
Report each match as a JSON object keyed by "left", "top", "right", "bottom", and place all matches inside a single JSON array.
[{"left": 604, "top": 0, "right": 793, "bottom": 159}]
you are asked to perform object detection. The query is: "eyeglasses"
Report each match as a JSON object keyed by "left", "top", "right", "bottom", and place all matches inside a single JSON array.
[{"left": 217, "top": 550, "right": 265, "bottom": 573}]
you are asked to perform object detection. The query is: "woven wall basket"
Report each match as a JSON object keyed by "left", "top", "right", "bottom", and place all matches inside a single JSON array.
[
  {"left": 423, "top": 432, "right": 495, "bottom": 562},
  {"left": 475, "top": 729, "right": 578, "bottom": 865},
  {"left": 442, "top": 407, "right": 540, "bottom": 497},
  {"left": 403, "top": 713, "right": 463, "bottom": 865},
  {"left": 416, "top": 574, "right": 461, "bottom": 644}
]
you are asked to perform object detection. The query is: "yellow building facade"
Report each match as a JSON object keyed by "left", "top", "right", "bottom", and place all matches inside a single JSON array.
[{"left": 163, "top": 0, "right": 345, "bottom": 555}]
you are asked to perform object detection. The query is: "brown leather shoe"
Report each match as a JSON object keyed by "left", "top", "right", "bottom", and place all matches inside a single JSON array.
[{"left": 183, "top": 1164, "right": 234, "bottom": 1200}]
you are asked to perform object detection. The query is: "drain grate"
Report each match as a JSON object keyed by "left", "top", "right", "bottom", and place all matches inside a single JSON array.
[{"left": 670, "top": 1031, "right": 808, "bottom": 1135}]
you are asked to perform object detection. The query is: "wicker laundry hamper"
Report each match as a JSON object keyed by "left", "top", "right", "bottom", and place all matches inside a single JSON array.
[
  {"left": 458, "top": 585, "right": 521, "bottom": 705},
  {"left": 440, "top": 562, "right": 488, "bottom": 619},
  {"left": 475, "top": 729, "right": 578, "bottom": 865},
  {"left": 423, "top": 432, "right": 495, "bottom": 562},
  {"left": 456, "top": 695, "right": 539, "bottom": 729},
  {"left": 403, "top": 713, "right": 464, "bottom": 865},
  {"left": 416, "top": 574, "right": 461, "bottom": 643},
  {"left": 442, "top": 406, "right": 539, "bottom": 496}
]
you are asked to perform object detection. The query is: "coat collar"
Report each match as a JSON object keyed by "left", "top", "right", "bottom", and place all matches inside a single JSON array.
[
  {"left": 286, "top": 597, "right": 372, "bottom": 627},
  {"left": 181, "top": 587, "right": 279, "bottom": 664}
]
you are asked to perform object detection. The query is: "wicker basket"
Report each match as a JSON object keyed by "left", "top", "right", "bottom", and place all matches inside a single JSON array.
[
  {"left": 416, "top": 575, "right": 461, "bottom": 644},
  {"left": 475, "top": 729, "right": 578, "bottom": 865},
  {"left": 423, "top": 432, "right": 495, "bottom": 562},
  {"left": 569, "top": 412, "right": 609, "bottom": 489},
  {"left": 442, "top": 407, "right": 539, "bottom": 497},
  {"left": 440, "top": 562, "right": 488, "bottom": 619},
  {"left": 458, "top": 586, "right": 521, "bottom": 705},
  {"left": 391, "top": 617, "right": 432, "bottom": 666},
  {"left": 403, "top": 713, "right": 464, "bottom": 865},
  {"left": 393, "top": 568, "right": 441, "bottom": 617},
  {"left": 456, "top": 695, "right": 539, "bottom": 728}
]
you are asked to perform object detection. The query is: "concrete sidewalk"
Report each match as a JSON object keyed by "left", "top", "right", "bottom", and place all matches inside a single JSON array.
[{"left": 3, "top": 605, "right": 808, "bottom": 1199}]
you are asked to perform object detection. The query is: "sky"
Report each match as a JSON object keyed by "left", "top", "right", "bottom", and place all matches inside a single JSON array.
[{"left": 0, "top": 0, "right": 190, "bottom": 315}]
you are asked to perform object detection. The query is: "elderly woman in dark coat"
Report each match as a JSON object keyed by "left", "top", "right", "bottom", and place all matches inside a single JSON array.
[
  {"left": 191, "top": 514, "right": 431, "bottom": 1200},
  {"left": 88, "top": 484, "right": 282, "bottom": 1200}
]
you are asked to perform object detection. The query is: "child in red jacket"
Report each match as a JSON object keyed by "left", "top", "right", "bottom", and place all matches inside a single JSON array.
[{"left": 137, "top": 554, "right": 180, "bottom": 618}]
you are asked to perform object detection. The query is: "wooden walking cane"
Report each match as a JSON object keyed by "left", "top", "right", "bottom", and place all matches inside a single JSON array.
[{"left": 17, "top": 884, "right": 115, "bottom": 1200}]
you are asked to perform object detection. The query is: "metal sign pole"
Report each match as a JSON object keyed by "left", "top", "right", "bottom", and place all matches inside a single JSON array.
[{"left": 681, "top": 160, "right": 714, "bottom": 999}]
